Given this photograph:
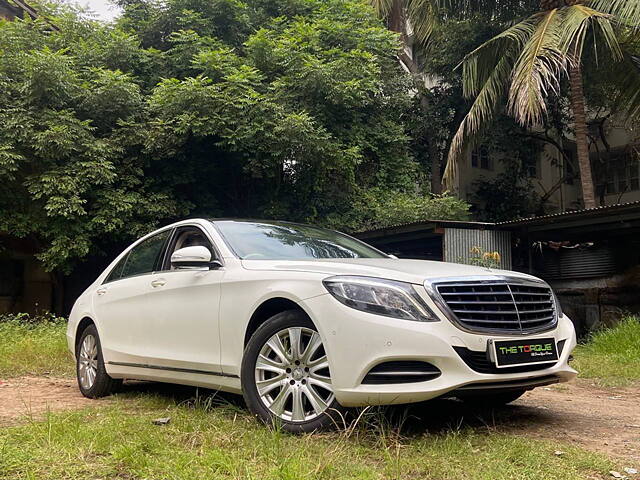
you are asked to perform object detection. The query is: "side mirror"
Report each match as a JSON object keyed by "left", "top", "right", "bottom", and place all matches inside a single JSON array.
[
  {"left": 170, "top": 246, "right": 220, "bottom": 269},
  {"left": 388, "top": 254, "right": 399, "bottom": 259}
]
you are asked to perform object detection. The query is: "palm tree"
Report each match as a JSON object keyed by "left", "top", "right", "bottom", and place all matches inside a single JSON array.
[{"left": 372, "top": 0, "right": 640, "bottom": 209}]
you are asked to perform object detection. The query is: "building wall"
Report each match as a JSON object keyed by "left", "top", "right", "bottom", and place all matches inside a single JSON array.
[{"left": 456, "top": 122, "right": 638, "bottom": 213}]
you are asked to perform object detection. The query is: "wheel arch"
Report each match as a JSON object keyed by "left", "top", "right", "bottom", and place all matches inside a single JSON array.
[
  {"left": 244, "top": 297, "right": 315, "bottom": 347},
  {"left": 75, "top": 316, "right": 96, "bottom": 354}
]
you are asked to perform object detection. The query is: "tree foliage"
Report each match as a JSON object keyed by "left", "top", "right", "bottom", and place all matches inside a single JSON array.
[{"left": 0, "top": 0, "right": 469, "bottom": 272}]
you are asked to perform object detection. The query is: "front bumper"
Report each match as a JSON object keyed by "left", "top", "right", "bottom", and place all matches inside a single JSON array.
[{"left": 301, "top": 293, "right": 577, "bottom": 407}]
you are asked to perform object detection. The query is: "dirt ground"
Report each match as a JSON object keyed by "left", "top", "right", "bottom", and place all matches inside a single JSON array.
[
  {"left": 0, "top": 376, "right": 97, "bottom": 426},
  {"left": 0, "top": 376, "right": 638, "bottom": 463}
]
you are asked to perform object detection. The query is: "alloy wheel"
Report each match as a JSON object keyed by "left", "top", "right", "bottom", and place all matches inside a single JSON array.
[
  {"left": 78, "top": 334, "right": 98, "bottom": 390},
  {"left": 254, "top": 327, "right": 334, "bottom": 422}
]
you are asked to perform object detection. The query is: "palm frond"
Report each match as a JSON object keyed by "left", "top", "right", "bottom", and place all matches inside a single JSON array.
[
  {"left": 560, "top": 4, "right": 622, "bottom": 61},
  {"left": 443, "top": 49, "right": 519, "bottom": 189},
  {"left": 588, "top": 0, "right": 640, "bottom": 28},
  {"left": 371, "top": 0, "right": 396, "bottom": 18},
  {"left": 612, "top": 52, "right": 640, "bottom": 123},
  {"left": 508, "top": 9, "right": 569, "bottom": 126},
  {"left": 434, "top": 0, "right": 539, "bottom": 21},
  {"left": 460, "top": 17, "right": 537, "bottom": 98},
  {"left": 406, "top": 0, "right": 439, "bottom": 47}
]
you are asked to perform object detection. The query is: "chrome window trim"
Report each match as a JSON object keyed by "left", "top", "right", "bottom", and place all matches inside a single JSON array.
[{"left": 424, "top": 275, "right": 559, "bottom": 336}]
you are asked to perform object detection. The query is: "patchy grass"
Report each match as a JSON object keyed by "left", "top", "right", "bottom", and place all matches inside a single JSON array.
[
  {"left": 0, "top": 392, "right": 615, "bottom": 480},
  {"left": 573, "top": 316, "right": 640, "bottom": 387},
  {"left": 0, "top": 314, "right": 72, "bottom": 378},
  {"left": 0, "top": 312, "right": 630, "bottom": 478}
]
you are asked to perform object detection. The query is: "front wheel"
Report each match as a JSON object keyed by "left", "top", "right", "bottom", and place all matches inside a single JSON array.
[
  {"left": 76, "top": 325, "right": 121, "bottom": 398},
  {"left": 241, "top": 310, "right": 344, "bottom": 433}
]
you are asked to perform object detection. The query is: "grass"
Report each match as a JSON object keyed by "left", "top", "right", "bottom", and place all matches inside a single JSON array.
[
  {"left": 2, "top": 313, "right": 636, "bottom": 479},
  {"left": 0, "top": 315, "right": 72, "bottom": 378},
  {"left": 572, "top": 316, "right": 640, "bottom": 387},
  {"left": 0, "top": 392, "right": 615, "bottom": 480}
]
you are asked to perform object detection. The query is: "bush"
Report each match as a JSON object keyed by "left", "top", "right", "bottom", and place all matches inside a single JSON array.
[{"left": 328, "top": 189, "right": 470, "bottom": 232}]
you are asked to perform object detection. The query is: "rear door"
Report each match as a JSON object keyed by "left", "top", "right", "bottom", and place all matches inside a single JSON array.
[
  {"left": 143, "top": 225, "right": 225, "bottom": 372},
  {"left": 92, "top": 229, "right": 172, "bottom": 364}
]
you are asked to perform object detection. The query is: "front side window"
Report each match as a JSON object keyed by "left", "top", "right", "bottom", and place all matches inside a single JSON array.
[
  {"left": 213, "top": 221, "right": 386, "bottom": 260},
  {"left": 163, "top": 226, "right": 215, "bottom": 270},
  {"left": 111, "top": 230, "right": 171, "bottom": 281}
]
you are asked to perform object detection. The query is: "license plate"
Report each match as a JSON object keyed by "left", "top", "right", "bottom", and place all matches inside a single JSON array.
[{"left": 492, "top": 337, "right": 558, "bottom": 368}]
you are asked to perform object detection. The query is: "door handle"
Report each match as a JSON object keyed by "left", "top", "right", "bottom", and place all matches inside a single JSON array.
[
  {"left": 151, "top": 279, "right": 166, "bottom": 288},
  {"left": 96, "top": 287, "right": 107, "bottom": 296}
]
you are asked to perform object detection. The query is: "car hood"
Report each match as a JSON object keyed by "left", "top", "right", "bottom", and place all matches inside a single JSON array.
[{"left": 240, "top": 258, "right": 539, "bottom": 285}]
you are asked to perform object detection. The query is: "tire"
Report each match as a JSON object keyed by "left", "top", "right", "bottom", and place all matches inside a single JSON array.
[
  {"left": 458, "top": 389, "right": 526, "bottom": 407},
  {"left": 76, "top": 324, "right": 122, "bottom": 398},
  {"left": 241, "top": 310, "right": 345, "bottom": 433}
]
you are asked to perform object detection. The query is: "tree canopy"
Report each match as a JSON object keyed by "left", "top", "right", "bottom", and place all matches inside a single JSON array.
[{"left": 0, "top": 0, "right": 469, "bottom": 272}]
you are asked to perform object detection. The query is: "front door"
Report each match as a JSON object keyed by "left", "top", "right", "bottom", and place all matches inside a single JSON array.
[{"left": 143, "top": 226, "right": 225, "bottom": 372}]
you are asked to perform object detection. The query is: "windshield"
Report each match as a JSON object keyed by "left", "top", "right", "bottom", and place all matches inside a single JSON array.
[{"left": 213, "top": 221, "right": 386, "bottom": 260}]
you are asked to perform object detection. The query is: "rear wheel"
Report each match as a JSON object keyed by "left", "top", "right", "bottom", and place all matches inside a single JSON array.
[
  {"left": 76, "top": 325, "right": 121, "bottom": 398},
  {"left": 241, "top": 310, "right": 344, "bottom": 433},
  {"left": 458, "top": 389, "right": 526, "bottom": 406}
]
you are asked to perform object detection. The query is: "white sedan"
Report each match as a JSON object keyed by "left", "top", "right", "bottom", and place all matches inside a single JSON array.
[{"left": 68, "top": 219, "right": 577, "bottom": 432}]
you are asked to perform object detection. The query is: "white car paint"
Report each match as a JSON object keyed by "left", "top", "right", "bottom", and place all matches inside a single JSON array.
[{"left": 67, "top": 218, "right": 577, "bottom": 407}]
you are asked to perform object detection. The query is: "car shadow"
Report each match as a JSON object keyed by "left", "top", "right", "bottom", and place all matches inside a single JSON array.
[
  {"left": 115, "top": 380, "right": 554, "bottom": 437},
  {"left": 370, "top": 397, "right": 556, "bottom": 437}
]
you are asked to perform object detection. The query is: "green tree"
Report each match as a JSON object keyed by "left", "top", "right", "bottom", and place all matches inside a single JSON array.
[
  {"left": 0, "top": 18, "right": 184, "bottom": 276},
  {"left": 0, "top": 0, "right": 470, "bottom": 281}
]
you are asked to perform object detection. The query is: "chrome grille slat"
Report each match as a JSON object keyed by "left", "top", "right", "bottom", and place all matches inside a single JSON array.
[
  {"left": 439, "top": 292, "right": 512, "bottom": 297},
  {"left": 433, "top": 278, "right": 557, "bottom": 334},
  {"left": 445, "top": 300, "right": 515, "bottom": 304},
  {"left": 452, "top": 309, "right": 518, "bottom": 315}
]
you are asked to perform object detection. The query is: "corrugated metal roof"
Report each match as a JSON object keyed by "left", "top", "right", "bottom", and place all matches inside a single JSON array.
[
  {"left": 496, "top": 200, "right": 640, "bottom": 226},
  {"left": 356, "top": 201, "right": 640, "bottom": 235},
  {"left": 354, "top": 219, "right": 494, "bottom": 235}
]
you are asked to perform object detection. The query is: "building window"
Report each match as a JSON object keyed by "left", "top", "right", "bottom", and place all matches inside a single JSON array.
[
  {"left": 522, "top": 156, "right": 539, "bottom": 178},
  {"left": 471, "top": 147, "right": 491, "bottom": 170},
  {"left": 599, "top": 148, "right": 640, "bottom": 195}
]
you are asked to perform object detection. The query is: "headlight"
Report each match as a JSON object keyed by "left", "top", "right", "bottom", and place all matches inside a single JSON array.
[{"left": 322, "top": 276, "right": 438, "bottom": 322}]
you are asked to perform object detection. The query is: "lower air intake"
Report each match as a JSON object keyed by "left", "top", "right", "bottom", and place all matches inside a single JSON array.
[{"left": 362, "top": 361, "right": 441, "bottom": 384}]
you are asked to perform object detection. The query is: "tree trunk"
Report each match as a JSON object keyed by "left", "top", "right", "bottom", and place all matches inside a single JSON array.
[
  {"left": 384, "top": 0, "right": 443, "bottom": 194},
  {"left": 568, "top": 62, "right": 596, "bottom": 209}
]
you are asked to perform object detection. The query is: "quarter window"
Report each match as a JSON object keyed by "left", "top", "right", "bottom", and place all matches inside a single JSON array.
[{"left": 104, "top": 254, "right": 129, "bottom": 283}]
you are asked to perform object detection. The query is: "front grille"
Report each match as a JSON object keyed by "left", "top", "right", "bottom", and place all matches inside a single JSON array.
[
  {"left": 434, "top": 279, "right": 557, "bottom": 334},
  {"left": 362, "top": 361, "right": 441, "bottom": 384}
]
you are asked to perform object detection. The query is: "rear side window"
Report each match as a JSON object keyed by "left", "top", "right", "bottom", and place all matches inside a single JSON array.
[{"left": 120, "top": 230, "right": 171, "bottom": 279}]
